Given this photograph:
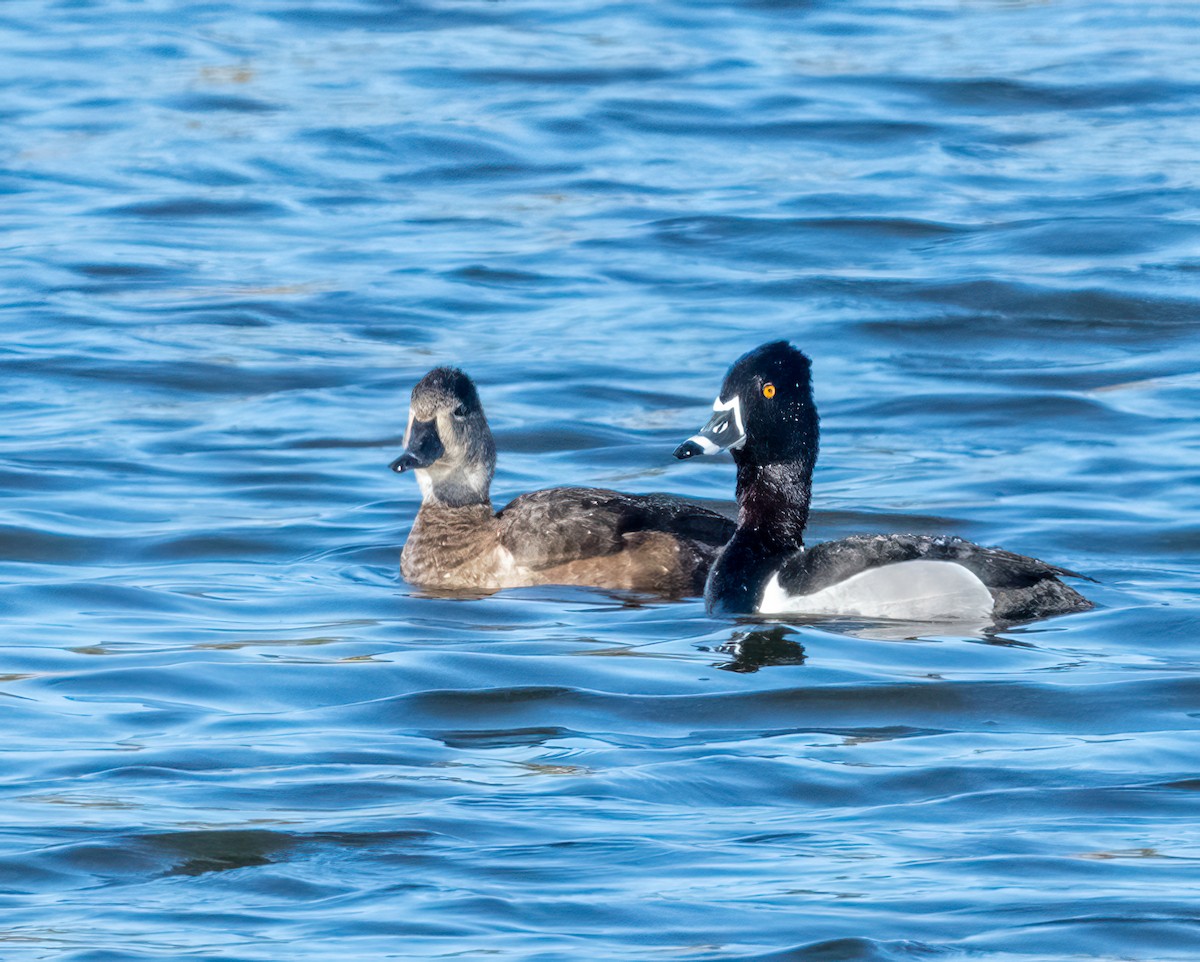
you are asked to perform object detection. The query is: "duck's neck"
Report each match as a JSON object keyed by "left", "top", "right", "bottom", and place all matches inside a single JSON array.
[
  {"left": 705, "top": 459, "right": 813, "bottom": 615},
  {"left": 403, "top": 500, "right": 499, "bottom": 585},
  {"left": 416, "top": 459, "right": 494, "bottom": 509},
  {"left": 734, "top": 460, "right": 812, "bottom": 551}
]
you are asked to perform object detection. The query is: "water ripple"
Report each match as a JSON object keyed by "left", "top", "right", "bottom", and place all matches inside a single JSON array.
[{"left": 2, "top": 0, "right": 1199, "bottom": 958}]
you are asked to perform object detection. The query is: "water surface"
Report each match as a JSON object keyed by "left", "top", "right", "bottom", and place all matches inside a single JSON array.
[{"left": 2, "top": 0, "right": 1199, "bottom": 959}]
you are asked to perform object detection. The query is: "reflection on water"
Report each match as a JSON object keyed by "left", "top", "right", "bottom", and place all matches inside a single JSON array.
[
  {"left": 2, "top": 0, "right": 1200, "bottom": 959},
  {"left": 706, "top": 625, "right": 808, "bottom": 673}
]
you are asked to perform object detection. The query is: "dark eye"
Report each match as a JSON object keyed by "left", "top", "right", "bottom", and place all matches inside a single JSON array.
[{"left": 452, "top": 403, "right": 468, "bottom": 419}]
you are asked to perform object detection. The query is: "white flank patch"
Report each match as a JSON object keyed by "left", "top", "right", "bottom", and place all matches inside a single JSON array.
[
  {"left": 492, "top": 544, "right": 519, "bottom": 583},
  {"left": 758, "top": 559, "right": 994, "bottom": 622}
]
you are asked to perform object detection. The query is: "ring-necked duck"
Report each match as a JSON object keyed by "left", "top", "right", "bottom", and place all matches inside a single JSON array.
[
  {"left": 391, "top": 367, "right": 736, "bottom": 595},
  {"left": 673, "top": 341, "right": 1093, "bottom": 622}
]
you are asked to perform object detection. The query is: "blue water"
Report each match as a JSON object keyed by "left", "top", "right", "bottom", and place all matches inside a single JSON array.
[{"left": 3, "top": 0, "right": 1199, "bottom": 959}]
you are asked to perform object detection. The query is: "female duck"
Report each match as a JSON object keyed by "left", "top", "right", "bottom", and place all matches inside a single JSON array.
[
  {"left": 674, "top": 341, "right": 1092, "bottom": 622},
  {"left": 391, "top": 367, "right": 735, "bottom": 595}
]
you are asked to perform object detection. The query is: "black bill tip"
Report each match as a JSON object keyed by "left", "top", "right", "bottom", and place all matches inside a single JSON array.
[
  {"left": 389, "top": 452, "right": 421, "bottom": 473},
  {"left": 673, "top": 439, "right": 704, "bottom": 460}
]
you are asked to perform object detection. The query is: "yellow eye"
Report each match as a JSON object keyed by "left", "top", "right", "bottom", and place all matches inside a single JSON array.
[{"left": 763, "top": 383, "right": 776, "bottom": 399}]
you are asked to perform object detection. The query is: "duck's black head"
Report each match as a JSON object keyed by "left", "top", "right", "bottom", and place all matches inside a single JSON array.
[
  {"left": 389, "top": 367, "right": 496, "bottom": 507},
  {"left": 674, "top": 341, "right": 819, "bottom": 470},
  {"left": 674, "top": 342, "right": 820, "bottom": 609}
]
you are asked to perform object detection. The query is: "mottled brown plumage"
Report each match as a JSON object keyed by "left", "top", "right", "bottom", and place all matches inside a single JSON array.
[{"left": 391, "top": 368, "right": 735, "bottom": 596}]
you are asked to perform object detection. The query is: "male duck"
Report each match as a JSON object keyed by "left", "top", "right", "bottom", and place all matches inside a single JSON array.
[
  {"left": 390, "top": 367, "right": 736, "bottom": 595},
  {"left": 673, "top": 341, "right": 1093, "bottom": 622}
]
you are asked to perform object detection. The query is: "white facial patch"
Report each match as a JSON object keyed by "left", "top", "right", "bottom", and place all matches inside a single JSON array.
[
  {"left": 682, "top": 394, "right": 746, "bottom": 455},
  {"left": 713, "top": 394, "right": 743, "bottom": 432},
  {"left": 402, "top": 407, "right": 435, "bottom": 499},
  {"left": 402, "top": 408, "right": 415, "bottom": 447},
  {"left": 712, "top": 394, "right": 746, "bottom": 449},
  {"left": 415, "top": 469, "right": 433, "bottom": 499}
]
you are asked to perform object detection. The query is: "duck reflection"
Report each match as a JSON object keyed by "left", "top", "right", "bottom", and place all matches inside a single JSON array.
[
  {"left": 798, "top": 615, "right": 995, "bottom": 642},
  {"left": 705, "top": 625, "right": 807, "bottom": 673},
  {"left": 701, "top": 619, "right": 1020, "bottom": 673}
]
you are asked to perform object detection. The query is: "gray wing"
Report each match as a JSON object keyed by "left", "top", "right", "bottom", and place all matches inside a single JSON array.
[
  {"left": 496, "top": 487, "right": 735, "bottom": 572},
  {"left": 778, "top": 533, "right": 1093, "bottom": 597}
]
